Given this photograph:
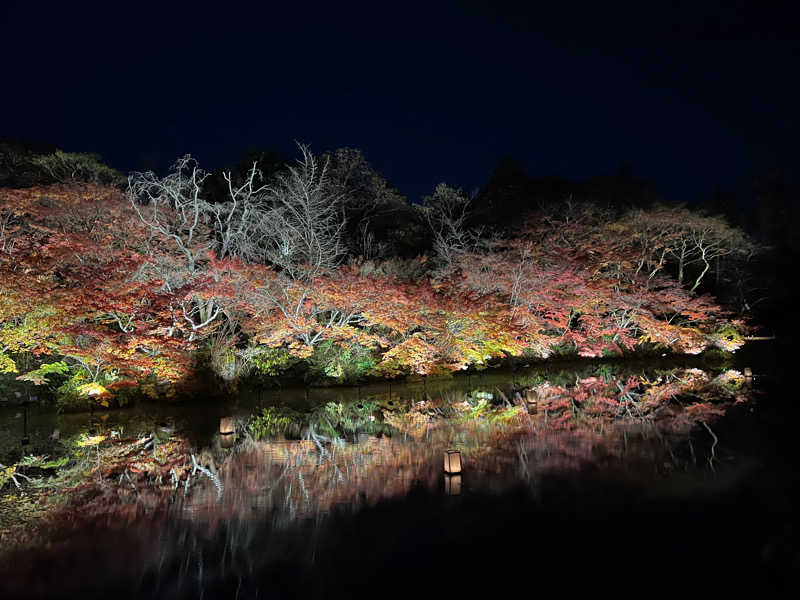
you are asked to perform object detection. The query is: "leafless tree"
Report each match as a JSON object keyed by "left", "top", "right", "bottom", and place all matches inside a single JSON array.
[
  {"left": 418, "top": 183, "right": 481, "bottom": 265},
  {"left": 259, "top": 144, "right": 345, "bottom": 281},
  {"left": 128, "top": 154, "right": 213, "bottom": 275},
  {"left": 682, "top": 218, "right": 753, "bottom": 292},
  {"left": 246, "top": 144, "right": 353, "bottom": 347},
  {"left": 621, "top": 206, "right": 754, "bottom": 292},
  {"left": 212, "top": 163, "right": 270, "bottom": 261},
  {"left": 128, "top": 155, "right": 227, "bottom": 339},
  {"left": 128, "top": 145, "right": 349, "bottom": 344},
  {"left": 539, "top": 198, "right": 614, "bottom": 251},
  {"left": 509, "top": 241, "right": 533, "bottom": 315}
]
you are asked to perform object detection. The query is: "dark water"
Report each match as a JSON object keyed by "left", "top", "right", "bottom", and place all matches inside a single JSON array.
[
  {"left": 0, "top": 344, "right": 797, "bottom": 599},
  {"left": 0, "top": 353, "right": 748, "bottom": 458}
]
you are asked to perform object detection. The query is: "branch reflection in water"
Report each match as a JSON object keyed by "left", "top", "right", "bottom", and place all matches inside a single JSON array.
[
  {"left": 185, "top": 367, "right": 752, "bottom": 523},
  {"left": 0, "top": 365, "right": 761, "bottom": 598}
]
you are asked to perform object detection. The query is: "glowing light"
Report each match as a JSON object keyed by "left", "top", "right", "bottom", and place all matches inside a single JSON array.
[
  {"left": 445, "top": 474, "right": 462, "bottom": 495},
  {"left": 444, "top": 449, "right": 462, "bottom": 474}
]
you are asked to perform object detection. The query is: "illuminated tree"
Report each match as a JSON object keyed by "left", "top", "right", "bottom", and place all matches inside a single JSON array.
[
  {"left": 31, "top": 150, "right": 125, "bottom": 187},
  {"left": 127, "top": 156, "right": 252, "bottom": 339},
  {"left": 212, "top": 162, "right": 270, "bottom": 261},
  {"left": 418, "top": 183, "right": 480, "bottom": 266},
  {"left": 128, "top": 154, "right": 214, "bottom": 275},
  {"left": 615, "top": 206, "right": 753, "bottom": 291},
  {"left": 259, "top": 144, "right": 345, "bottom": 279},
  {"left": 0, "top": 160, "right": 752, "bottom": 403}
]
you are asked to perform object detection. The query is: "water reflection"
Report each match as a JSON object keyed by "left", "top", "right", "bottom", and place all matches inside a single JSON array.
[
  {"left": 182, "top": 367, "right": 753, "bottom": 525},
  {"left": 0, "top": 363, "right": 768, "bottom": 599}
]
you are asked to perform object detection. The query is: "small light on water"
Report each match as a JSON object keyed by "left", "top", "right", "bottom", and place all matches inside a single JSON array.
[
  {"left": 220, "top": 417, "right": 235, "bottom": 434},
  {"left": 525, "top": 389, "right": 538, "bottom": 414},
  {"left": 220, "top": 417, "right": 235, "bottom": 447},
  {"left": 445, "top": 474, "right": 462, "bottom": 495}
]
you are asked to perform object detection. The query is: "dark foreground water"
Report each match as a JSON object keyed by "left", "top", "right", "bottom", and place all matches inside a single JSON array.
[{"left": 0, "top": 344, "right": 797, "bottom": 599}]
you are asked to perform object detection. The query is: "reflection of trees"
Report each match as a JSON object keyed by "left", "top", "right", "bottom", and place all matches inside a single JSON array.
[
  {"left": 0, "top": 368, "right": 751, "bottom": 555},
  {"left": 187, "top": 368, "right": 751, "bottom": 522}
]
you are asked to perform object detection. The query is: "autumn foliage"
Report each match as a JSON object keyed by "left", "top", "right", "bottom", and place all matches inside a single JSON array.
[{"left": 0, "top": 182, "right": 747, "bottom": 407}]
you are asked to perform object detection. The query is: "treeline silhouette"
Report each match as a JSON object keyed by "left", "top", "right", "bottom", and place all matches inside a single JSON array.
[{"left": 2, "top": 137, "right": 795, "bottom": 332}]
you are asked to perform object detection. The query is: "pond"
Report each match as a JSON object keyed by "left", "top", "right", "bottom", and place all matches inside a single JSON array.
[{"left": 0, "top": 343, "right": 796, "bottom": 599}]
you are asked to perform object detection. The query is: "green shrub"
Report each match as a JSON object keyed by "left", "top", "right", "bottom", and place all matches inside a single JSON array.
[
  {"left": 248, "top": 406, "right": 307, "bottom": 439},
  {"left": 248, "top": 345, "right": 296, "bottom": 377},
  {"left": 212, "top": 348, "right": 239, "bottom": 382},
  {"left": 54, "top": 371, "right": 92, "bottom": 412},
  {"left": 549, "top": 341, "right": 578, "bottom": 358},
  {"left": 309, "top": 400, "right": 388, "bottom": 438},
  {"left": 708, "top": 324, "right": 745, "bottom": 353},
  {"left": 54, "top": 370, "right": 124, "bottom": 412},
  {"left": 594, "top": 364, "right": 619, "bottom": 381},
  {"left": 514, "top": 373, "right": 548, "bottom": 388},
  {"left": 308, "top": 341, "right": 376, "bottom": 383},
  {"left": 601, "top": 346, "right": 622, "bottom": 358},
  {"left": 31, "top": 150, "right": 125, "bottom": 187}
]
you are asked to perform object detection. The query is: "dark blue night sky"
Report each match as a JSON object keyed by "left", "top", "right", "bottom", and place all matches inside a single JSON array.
[{"left": 1, "top": 1, "right": 796, "bottom": 204}]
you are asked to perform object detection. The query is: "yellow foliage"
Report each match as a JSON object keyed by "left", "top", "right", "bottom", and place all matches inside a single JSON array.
[
  {"left": 0, "top": 353, "right": 17, "bottom": 374},
  {"left": 76, "top": 382, "right": 111, "bottom": 398},
  {"left": 76, "top": 434, "right": 107, "bottom": 447}
]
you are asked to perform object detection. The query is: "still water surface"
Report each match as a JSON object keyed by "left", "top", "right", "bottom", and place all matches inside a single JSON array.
[{"left": 0, "top": 346, "right": 796, "bottom": 598}]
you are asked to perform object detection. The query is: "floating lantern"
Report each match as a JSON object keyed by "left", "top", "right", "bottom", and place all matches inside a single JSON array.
[
  {"left": 444, "top": 449, "right": 462, "bottom": 474},
  {"left": 743, "top": 367, "right": 753, "bottom": 378},
  {"left": 445, "top": 474, "right": 462, "bottom": 496}
]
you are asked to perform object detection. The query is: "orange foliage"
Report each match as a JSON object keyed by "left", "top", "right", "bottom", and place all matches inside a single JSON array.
[{"left": 0, "top": 184, "right": 745, "bottom": 399}]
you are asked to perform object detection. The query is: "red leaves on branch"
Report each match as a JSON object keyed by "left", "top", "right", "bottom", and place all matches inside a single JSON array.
[{"left": 0, "top": 184, "right": 746, "bottom": 395}]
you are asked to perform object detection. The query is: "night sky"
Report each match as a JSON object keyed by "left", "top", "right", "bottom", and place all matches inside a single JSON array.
[{"left": 1, "top": 1, "right": 796, "bottom": 204}]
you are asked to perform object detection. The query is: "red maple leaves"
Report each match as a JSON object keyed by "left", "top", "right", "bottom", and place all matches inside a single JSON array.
[{"left": 0, "top": 184, "right": 747, "bottom": 398}]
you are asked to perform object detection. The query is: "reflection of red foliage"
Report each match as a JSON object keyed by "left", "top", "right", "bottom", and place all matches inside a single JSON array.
[
  {"left": 0, "top": 369, "right": 751, "bottom": 552},
  {"left": 182, "top": 369, "right": 750, "bottom": 525}
]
